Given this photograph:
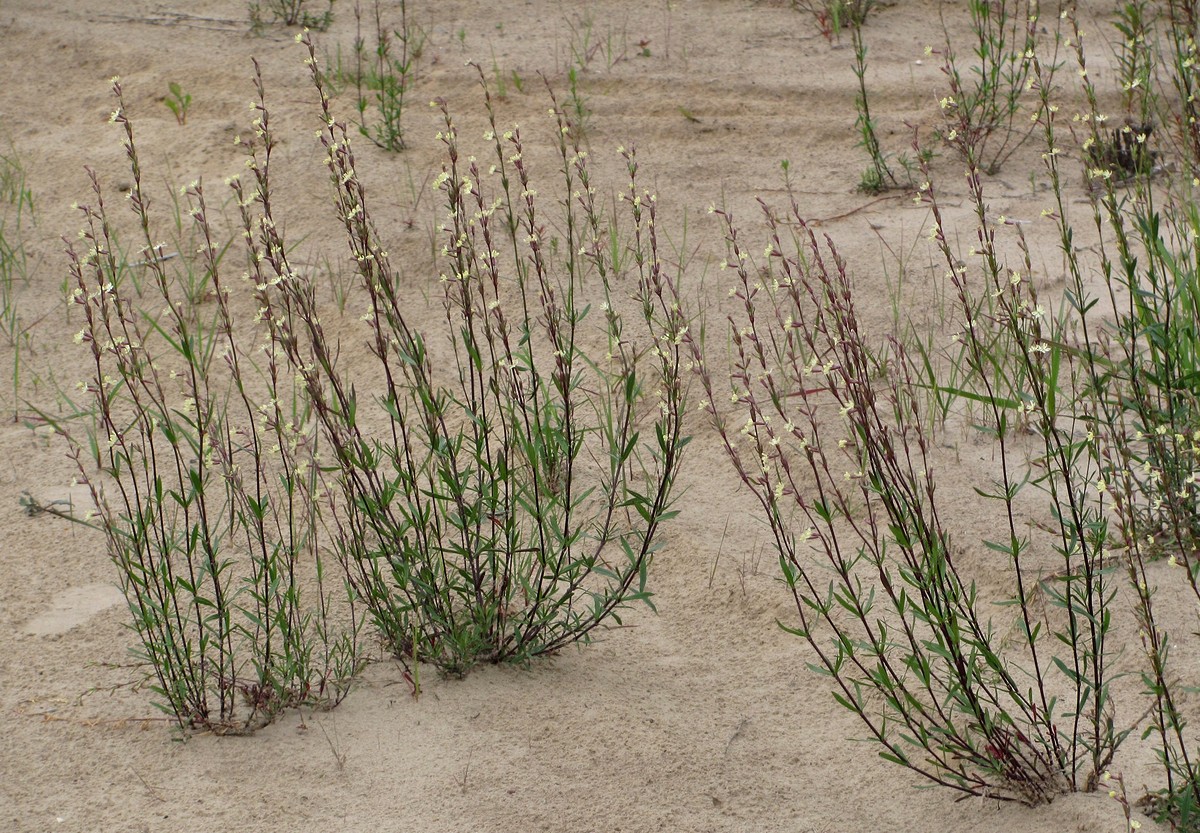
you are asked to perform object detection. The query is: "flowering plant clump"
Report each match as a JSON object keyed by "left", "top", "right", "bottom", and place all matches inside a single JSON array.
[
  {"left": 248, "top": 39, "right": 688, "bottom": 675},
  {"left": 53, "top": 77, "right": 361, "bottom": 733},
  {"left": 678, "top": 192, "right": 1111, "bottom": 804},
  {"left": 54, "top": 35, "right": 689, "bottom": 726},
  {"left": 675, "top": 2, "right": 1200, "bottom": 817}
]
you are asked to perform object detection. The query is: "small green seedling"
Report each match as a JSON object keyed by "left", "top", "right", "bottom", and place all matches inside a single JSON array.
[{"left": 164, "top": 82, "right": 192, "bottom": 125}]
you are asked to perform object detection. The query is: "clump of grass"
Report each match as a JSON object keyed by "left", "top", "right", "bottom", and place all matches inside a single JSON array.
[
  {"left": 487, "top": 47, "right": 527, "bottom": 102},
  {"left": 51, "top": 77, "right": 362, "bottom": 733},
  {"left": 352, "top": 0, "right": 421, "bottom": 152},
  {"left": 793, "top": 0, "right": 874, "bottom": 44},
  {"left": 848, "top": 11, "right": 896, "bottom": 193},
  {"left": 0, "top": 140, "right": 35, "bottom": 422},
  {"left": 562, "top": 9, "right": 630, "bottom": 73},
  {"left": 564, "top": 65, "right": 591, "bottom": 141},
  {"left": 249, "top": 0, "right": 333, "bottom": 31}
]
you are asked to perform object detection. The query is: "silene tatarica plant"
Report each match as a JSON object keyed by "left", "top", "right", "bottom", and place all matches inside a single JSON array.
[
  {"left": 677, "top": 0, "right": 1200, "bottom": 813},
  {"left": 255, "top": 35, "right": 689, "bottom": 676},
  {"left": 57, "top": 76, "right": 362, "bottom": 734},
  {"left": 56, "top": 28, "right": 687, "bottom": 731}
]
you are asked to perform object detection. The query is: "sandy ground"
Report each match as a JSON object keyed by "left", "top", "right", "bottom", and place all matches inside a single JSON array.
[{"left": 0, "top": 0, "right": 1183, "bottom": 829}]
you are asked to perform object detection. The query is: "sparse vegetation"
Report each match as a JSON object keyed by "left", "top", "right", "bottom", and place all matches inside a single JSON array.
[
  {"left": 10, "top": 1, "right": 1200, "bottom": 830},
  {"left": 249, "top": 0, "right": 333, "bottom": 30}
]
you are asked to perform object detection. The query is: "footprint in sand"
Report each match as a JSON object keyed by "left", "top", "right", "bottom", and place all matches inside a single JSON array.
[{"left": 22, "top": 583, "right": 125, "bottom": 636}]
